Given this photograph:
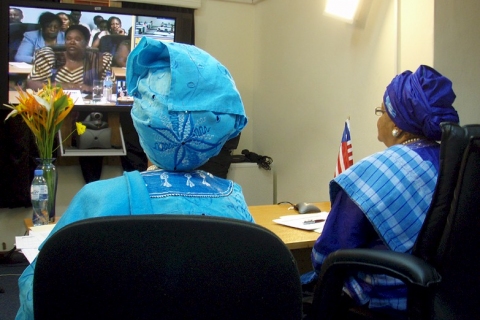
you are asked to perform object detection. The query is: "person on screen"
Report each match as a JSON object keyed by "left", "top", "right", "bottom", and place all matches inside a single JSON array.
[
  {"left": 89, "top": 19, "right": 108, "bottom": 47},
  {"left": 91, "top": 15, "right": 105, "bottom": 33},
  {"left": 56, "top": 12, "right": 72, "bottom": 32},
  {"left": 301, "top": 65, "right": 460, "bottom": 316},
  {"left": 16, "top": 37, "right": 252, "bottom": 320},
  {"left": 9, "top": 8, "right": 23, "bottom": 24},
  {"left": 88, "top": 15, "right": 105, "bottom": 46},
  {"left": 26, "top": 24, "right": 113, "bottom": 93},
  {"left": 91, "top": 16, "right": 126, "bottom": 48},
  {"left": 14, "top": 12, "right": 65, "bottom": 64},
  {"left": 69, "top": 10, "right": 91, "bottom": 32}
]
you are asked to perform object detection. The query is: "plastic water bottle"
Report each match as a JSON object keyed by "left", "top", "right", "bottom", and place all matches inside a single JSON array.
[
  {"left": 103, "top": 71, "right": 113, "bottom": 102},
  {"left": 31, "top": 169, "right": 49, "bottom": 226}
]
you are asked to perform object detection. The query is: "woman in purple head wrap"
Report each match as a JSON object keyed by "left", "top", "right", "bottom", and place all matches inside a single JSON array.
[
  {"left": 382, "top": 65, "right": 459, "bottom": 144},
  {"left": 303, "top": 65, "right": 459, "bottom": 315}
]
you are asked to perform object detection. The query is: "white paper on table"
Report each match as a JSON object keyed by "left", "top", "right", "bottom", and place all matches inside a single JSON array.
[
  {"left": 9, "top": 62, "right": 32, "bottom": 68},
  {"left": 273, "top": 212, "right": 329, "bottom": 231},
  {"left": 64, "top": 90, "right": 85, "bottom": 105},
  {"left": 313, "top": 227, "right": 325, "bottom": 234},
  {"left": 15, "top": 236, "right": 43, "bottom": 249},
  {"left": 29, "top": 224, "right": 56, "bottom": 234},
  {"left": 278, "top": 212, "right": 329, "bottom": 220},
  {"left": 21, "top": 249, "right": 40, "bottom": 264},
  {"left": 15, "top": 224, "right": 56, "bottom": 263}
]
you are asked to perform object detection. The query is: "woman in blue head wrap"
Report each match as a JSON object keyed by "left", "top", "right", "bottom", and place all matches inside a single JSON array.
[
  {"left": 303, "top": 65, "right": 459, "bottom": 314},
  {"left": 15, "top": 38, "right": 254, "bottom": 320}
]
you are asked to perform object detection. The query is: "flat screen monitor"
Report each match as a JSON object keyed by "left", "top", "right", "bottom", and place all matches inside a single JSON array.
[
  {"left": 134, "top": 16, "right": 176, "bottom": 47},
  {"left": 2, "top": 0, "right": 194, "bottom": 106}
]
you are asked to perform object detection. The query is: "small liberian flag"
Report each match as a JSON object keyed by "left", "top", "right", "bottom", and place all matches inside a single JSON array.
[{"left": 334, "top": 119, "right": 353, "bottom": 177}]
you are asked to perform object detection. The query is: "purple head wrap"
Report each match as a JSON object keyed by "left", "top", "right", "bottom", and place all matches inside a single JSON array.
[{"left": 383, "top": 65, "right": 459, "bottom": 140}]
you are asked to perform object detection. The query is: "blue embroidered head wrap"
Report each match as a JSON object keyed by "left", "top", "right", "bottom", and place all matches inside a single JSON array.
[
  {"left": 126, "top": 37, "right": 247, "bottom": 171},
  {"left": 383, "top": 65, "right": 459, "bottom": 140}
]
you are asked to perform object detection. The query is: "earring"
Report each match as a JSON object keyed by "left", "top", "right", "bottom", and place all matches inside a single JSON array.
[{"left": 392, "top": 128, "right": 399, "bottom": 137}]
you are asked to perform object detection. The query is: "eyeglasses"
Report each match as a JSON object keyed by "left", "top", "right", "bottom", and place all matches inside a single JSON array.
[{"left": 375, "top": 107, "right": 386, "bottom": 116}]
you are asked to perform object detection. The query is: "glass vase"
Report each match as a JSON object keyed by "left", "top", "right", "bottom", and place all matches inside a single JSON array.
[{"left": 35, "top": 158, "right": 58, "bottom": 223}]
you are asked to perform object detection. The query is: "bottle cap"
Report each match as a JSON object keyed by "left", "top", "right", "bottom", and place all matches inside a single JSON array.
[{"left": 34, "top": 169, "right": 43, "bottom": 175}]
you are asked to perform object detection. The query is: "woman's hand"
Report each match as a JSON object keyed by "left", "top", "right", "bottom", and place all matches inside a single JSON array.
[{"left": 26, "top": 79, "right": 48, "bottom": 91}]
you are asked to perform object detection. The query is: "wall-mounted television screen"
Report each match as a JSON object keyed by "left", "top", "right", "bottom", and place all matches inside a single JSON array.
[{"left": 1, "top": 0, "right": 194, "bottom": 106}]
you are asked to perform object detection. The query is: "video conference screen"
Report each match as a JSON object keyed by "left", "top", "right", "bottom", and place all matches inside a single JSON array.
[{"left": 7, "top": 4, "right": 177, "bottom": 105}]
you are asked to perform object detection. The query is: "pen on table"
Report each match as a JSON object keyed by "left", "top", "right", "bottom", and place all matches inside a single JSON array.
[{"left": 303, "top": 219, "right": 325, "bottom": 225}]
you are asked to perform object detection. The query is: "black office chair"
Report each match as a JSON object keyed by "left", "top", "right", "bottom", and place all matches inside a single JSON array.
[
  {"left": 33, "top": 215, "right": 303, "bottom": 319},
  {"left": 309, "top": 122, "right": 480, "bottom": 320},
  {"left": 98, "top": 34, "right": 130, "bottom": 57}
]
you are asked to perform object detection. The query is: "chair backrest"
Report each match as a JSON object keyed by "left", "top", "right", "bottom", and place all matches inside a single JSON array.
[
  {"left": 33, "top": 215, "right": 303, "bottom": 320},
  {"left": 429, "top": 134, "right": 480, "bottom": 319},
  {"left": 408, "top": 123, "right": 480, "bottom": 318},
  {"left": 412, "top": 123, "right": 480, "bottom": 262},
  {"left": 98, "top": 34, "right": 130, "bottom": 56}
]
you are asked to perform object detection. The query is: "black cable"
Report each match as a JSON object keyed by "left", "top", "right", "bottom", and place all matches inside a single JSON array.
[
  {"left": 277, "top": 201, "right": 295, "bottom": 206},
  {"left": 257, "top": 155, "right": 273, "bottom": 170},
  {"left": 241, "top": 149, "right": 273, "bottom": 170}
]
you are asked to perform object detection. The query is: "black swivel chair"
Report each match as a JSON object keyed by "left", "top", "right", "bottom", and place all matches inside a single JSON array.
[
  {"left": 98, "top": 34, "right": 130, "bottom": 58},
  {"left": 309, "top": 122, "right": 480, "bottom": 320},
  {"left": 33, "top": 215, "right": 303, "bottom": 319}
]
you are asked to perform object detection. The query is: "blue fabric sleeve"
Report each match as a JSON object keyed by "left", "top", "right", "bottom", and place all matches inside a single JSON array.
[
  {"left": 14, "top": 31, "right": 64, "bottom": 64},
  {"left": 15, "top": 175, "right": 130, "bottom": 320},
  {"left": 311, "top": 189, "right": 380, "bottom": 273},
  {"left": 14, "top": 31, "right": 37, "bottom": 63}
]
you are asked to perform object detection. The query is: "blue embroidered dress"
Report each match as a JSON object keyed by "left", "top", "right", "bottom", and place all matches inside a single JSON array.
[
  {"left": 309, "top": 140, "right": 440, "bottom": 310},
  {"left": 16, "top": 170, "right": 254, "bottom": 320}
]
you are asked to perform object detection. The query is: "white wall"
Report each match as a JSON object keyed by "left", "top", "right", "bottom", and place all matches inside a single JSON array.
[
  {"left": 251, "top": 0, "right": 433, "bottom": 204},
  {"left": 434, "top": 0, "right": 480, "bottom": 125},
  {"left": 398, "top": 0, "right": 434, "bottom": 72},
  {"left": 195, "top": 0, "right": 256, "bottom": 153}
]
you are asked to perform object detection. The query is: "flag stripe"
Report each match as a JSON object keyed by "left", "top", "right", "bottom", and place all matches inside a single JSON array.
[{"left": 334, "top": 120, "right": 353, "bottom": 177}]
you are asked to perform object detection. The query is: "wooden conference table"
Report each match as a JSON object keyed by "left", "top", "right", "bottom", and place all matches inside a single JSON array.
[
  {"left": 9, "top": 64, "right": 126, "bottom": 77},
  {"left": 249, "top": 202, "right": 330, "bottom": 249},
  {"left": 24, "top": 202, "right": 331, "bottom": 272},
  {"left": 249, "top": 202, "right": 330, "bottom": 273},
  {"left": 24, "top": 202, "right": 330, "bottom": 249}
]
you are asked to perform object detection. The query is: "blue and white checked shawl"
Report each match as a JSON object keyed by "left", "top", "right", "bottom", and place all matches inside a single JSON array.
[
  {"left": 331, "top": 144, "right": 438, "bottom": 252},
  {"left": 329, "top": 144, "right": 438, "bottom": 309}
]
